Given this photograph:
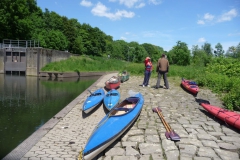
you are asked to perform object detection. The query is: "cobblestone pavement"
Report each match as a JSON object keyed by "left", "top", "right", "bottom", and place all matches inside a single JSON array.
[{"left": 8, "top": 73, "right": 240, "bottom": 160}]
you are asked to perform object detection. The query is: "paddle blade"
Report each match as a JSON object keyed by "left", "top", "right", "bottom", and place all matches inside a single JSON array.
[
  {"left": 152, "top": 107, "right": 162, "bottom": 113},
  {"left": 169, "top": 131, "right": 181, "bottom": 141},
  {"left": 165, "top": 132, "right": 171, "bottom": 140}
]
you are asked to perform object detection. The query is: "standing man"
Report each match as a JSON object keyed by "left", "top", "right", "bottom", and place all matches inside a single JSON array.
[
  {"left": 155, "top": 54, "right": 169, "bottom": 89},
  {"left": 142, "top": 57, "right": 153, "bottom": 87}
]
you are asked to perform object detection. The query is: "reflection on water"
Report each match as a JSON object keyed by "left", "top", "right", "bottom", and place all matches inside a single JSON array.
[{"left": 0, "top": 74, "right": 100, "bottom": 159}]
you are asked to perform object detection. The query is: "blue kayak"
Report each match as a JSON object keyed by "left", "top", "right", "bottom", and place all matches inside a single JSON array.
[
  {"left": 103, "top": 89, "right": 120, "bottom": 111},
  {"left": 82, "top": 88, "right": 105, "bottom": 114},
  {"left": 83, "top": 93, "right": 144, "bottom": 160}
]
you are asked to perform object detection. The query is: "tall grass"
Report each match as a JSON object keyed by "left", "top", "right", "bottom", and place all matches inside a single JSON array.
[{"left": 41, "top": 56, "right": 126, "bottom": 72}]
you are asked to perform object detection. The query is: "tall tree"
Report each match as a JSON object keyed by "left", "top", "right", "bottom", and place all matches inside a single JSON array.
[
  {"left": 35, "top": 30, "right": 68, "bottom": 50},
  {"left": 191, "top": 45, "right": 211, "bottom": 66},
  {"left": 168, "top": 41, "right": 191, "bottom": 65},
  {"left": 226, "top": 43, "right": 240, "bottom": 59},
  {"left": 202, "top": 42, "right": 213, "bottom": 56},
  {"left": 214, "top": 43, "right": 224, "bottom": 57},
  {"left": 43, "top": 9, "right": 64, "bottom": 31},
  {"left": 141, "top": 43, "right": 163, "bottom": 62},
  {"left": 0, "top": 0, "right": 40, "bottom": 40}
]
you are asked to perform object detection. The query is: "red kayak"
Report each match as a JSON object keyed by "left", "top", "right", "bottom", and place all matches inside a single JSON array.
[
  {"left": 181, "top": 78, "right": 199, "bottom": 95},
  {"left": 200, "top": 103, "right": 240, "bottom": 130},
  {"left": 105, "top": 76, "right": 120, "bottom": 90}
]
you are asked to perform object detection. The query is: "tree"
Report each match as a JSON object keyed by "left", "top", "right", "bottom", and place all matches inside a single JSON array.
[
  {"left": 214, "top": 43, "right": 224, "bottom": 57},
  {"left": 62, "top": 17, "right": 80, "bottom": 53},
  {"left": 111, "top": 40, "right": 125, "bottom": 60},
  {"left": 132, "top": 45, "right": 148, "bottom": 63},
  {"left": 202, "top": 42, "right": 213, "bottom": 56},
  {"left": 0, "top": 0, "right": 41, "bottom": 40},
  {"left": 168, "top": 41, "right": 191, "bottom": 65},
  {"left": 141, "top": 43, "right": 163, "bottom": 62},
  {"left": 226, "top": 43, "right": 240, "bottom": 59},
  {"left": 43, "top": 9, "right": 64, "bottom": 31},
  {"left": 191, "top": 45, "right": 211, "bottom": 66},
  {"left": 34, "top": 30, "right": 68, "bottom": 50}
]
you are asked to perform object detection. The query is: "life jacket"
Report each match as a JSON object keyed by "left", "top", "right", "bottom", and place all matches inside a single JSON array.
[
  {"left": 144, "top": 57, "right": 153, "bottom": 71},
  {"left": 145, "top": 61, "right": 152, "bottom": 71}
]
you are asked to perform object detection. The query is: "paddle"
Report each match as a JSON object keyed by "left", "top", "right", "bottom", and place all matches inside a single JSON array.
[
  {"left": 88, "top": 89, "right": 93, "bottom": 95},
  {"left": 152, "top": 107, "right": 180, "bottom": 141},
  {"left": 152, "top": 107, "right": 171, "bottom": 139}
]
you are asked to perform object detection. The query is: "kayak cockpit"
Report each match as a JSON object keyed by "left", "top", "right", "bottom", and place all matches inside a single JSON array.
[
  {"left": 110, "top": 97, "right": 139, "bottom": 116},
  {"left": 89, "top": 93, "right": 102, "bottom": 97}
]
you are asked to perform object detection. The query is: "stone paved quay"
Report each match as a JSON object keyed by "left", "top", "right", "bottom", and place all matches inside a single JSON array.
[{"left": 4, "top": 73, "right": 240, "bottom": 160}]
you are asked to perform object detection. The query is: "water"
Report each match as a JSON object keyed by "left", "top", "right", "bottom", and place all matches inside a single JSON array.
[{"left": 0, "top": 74, "right": 100, "bottom": 159}]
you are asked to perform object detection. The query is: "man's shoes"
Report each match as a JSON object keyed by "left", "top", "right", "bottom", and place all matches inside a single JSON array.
[
  {"left": 155, "top": 86, "right": 159, "bottom": 89},
  {"left": 142, "top": 85, "right": 145, "bottom": 87},
  {"left": 163, "top": 86, "right": 169, "bottom": 89}
]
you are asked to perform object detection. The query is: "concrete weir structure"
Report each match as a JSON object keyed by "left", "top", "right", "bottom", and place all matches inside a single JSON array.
[{"left": 0, "top": 40, "right": 71, "bottom": 76}]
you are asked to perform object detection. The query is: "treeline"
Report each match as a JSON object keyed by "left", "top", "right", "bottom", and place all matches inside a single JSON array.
[
  {"left": 1, "top": 0, "right": 240, "bottom": 64},
  {"left": 0, "top": 0, "right": 164, "bottom": 63}
]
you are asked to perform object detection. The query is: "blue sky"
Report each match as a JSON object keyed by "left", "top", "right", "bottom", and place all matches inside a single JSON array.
[{"left": 36, "top": 0, "right": 240, "bottom": 52}]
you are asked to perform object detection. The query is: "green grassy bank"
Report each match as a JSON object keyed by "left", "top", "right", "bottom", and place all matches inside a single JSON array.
[{"left": 41, "top": 56, "right": 240, "bottom": 111}]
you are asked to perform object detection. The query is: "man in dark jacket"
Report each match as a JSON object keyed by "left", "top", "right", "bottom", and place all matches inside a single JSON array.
[{"left": 155, "top": 54, "right": 169, "bottom": 89}]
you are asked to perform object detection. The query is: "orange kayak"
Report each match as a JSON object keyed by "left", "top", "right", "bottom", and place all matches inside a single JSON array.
[
  {"left": 181, "top": 78, "right": 199, "bottom": 95},
  {"left": 200, "top": 103, "right": 240, "bottom": 130},
  {"left": 105, "top": 76, "right": 120, "bottom": 90}
]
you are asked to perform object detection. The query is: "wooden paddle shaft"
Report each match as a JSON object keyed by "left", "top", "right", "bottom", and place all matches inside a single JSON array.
[
  {"left": 156, "top": 108, "right": 171, "bottom": 132},
  {"left": 159, "top": 111, "right": 172, "bottom": 131},
  {"left": 157, "top": 108, "right": 173, "bottom": 132}
]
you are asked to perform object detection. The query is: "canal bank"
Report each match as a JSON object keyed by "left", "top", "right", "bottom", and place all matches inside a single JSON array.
[{"left": 4, "top": 73, "right": 240, "bottom": 160}]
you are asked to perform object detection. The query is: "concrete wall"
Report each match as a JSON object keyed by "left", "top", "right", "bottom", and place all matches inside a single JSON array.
[
  {"left": 26, "top": 48, "right": 71, "bottom": 76},
  {"left": 0, "top": 48, "right": 71, "bottom": 76},
  {"left": 0, "top": 49, "right": 4, "bottom": 73}
]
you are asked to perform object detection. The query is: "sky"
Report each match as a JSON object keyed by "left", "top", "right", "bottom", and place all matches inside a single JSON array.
[{"left": 36, "top": 0, "right": 240, "bottom": 52}]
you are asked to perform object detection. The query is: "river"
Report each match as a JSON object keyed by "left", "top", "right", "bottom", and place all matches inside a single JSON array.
[{"left": 0, "top": 74, "right": 100, "bottom": 159}]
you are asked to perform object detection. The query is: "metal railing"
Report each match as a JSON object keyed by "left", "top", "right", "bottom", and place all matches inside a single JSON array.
[{"left": 2, "top": 39, "right": 41, "bottom": 48}]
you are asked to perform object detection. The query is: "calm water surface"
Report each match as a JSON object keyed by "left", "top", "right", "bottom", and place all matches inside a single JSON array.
[{"left": 0, "top": 74, "right": 100, "bottom": 159}]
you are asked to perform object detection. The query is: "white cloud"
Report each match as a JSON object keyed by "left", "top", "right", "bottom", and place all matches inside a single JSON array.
[
  {"left": 91, "top": 2, "right": 135, "bottom": 20},
  {"left": 197, "top": 20, "right": 205, "bottom": 25},
  {"left": 135, "top": 2, "right": 145, "bottom": 8},
  {"left": 120, "top": 36, "right": 127, "bottom": 40},
  {"left": 218, "top": 9, "right": 238, "bottom": 22},
  {"left": 228, "top": 32, "right": 240, "bottom": 36},
  {"left": 80, "top": 0, "right": 93, "bottom": 7},
  {"left": 149, "top": 0, "right": 162, "bottom": 5},
  {"left": 197, "top": 9, "right": 238, "bottom": 25},
  {"left": 143, "top": 32, "right": 155, "bottom": 37},
  {"left": 203, "top": 13, "right": 214, "bottom": 21},
  {"left": 109, "top": 0, "right": 149, "bottom": 8},
  {"left": 119, "top": 0, "right": 139, "bottom": 8},
  {"left": 197, "top": 13, "right": 214, "bottom": 25},
  {"left": 198, "top": 37, "right": 206, "bottom": 43},
  {"left": 141, "top": 31, "right": 171, "bottom": 38}
]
